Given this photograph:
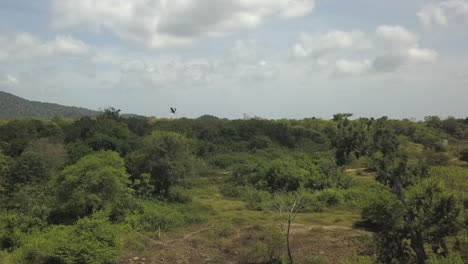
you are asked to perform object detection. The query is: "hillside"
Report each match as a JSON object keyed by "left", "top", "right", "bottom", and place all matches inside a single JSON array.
[{"left": 0, "top": 91, "right": 98, "bottom": 118}]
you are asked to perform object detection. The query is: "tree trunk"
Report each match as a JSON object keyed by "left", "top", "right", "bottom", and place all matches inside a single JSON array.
[
  {"left": 393, "top": 177, "right": 428, "bottom": 264},
  {"left": 411, "top": 233, "right": 428, "bottom": 264},
  {"left": 287, "top": 217, "right": 293, "bottom": 264}
]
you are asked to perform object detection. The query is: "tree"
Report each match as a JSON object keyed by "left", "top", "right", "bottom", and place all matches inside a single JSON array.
[
  {"left": 126, "top": 131, "right": 194, "bottom": 197},
  {"left": 360, "top": 178, "right": 464, "bottom": 262},
  {"left": 6, "top": 152, "right": 48, "bottom": 193},
  {"left": 334, "top": 116, "right": 462, "bottom": 264},
  {"left": 10, "top": 212, "right": 122, "bottom": 264},
  {"left": 274, "top": 192, "right": 304, "bottom": 264},
  {"left": 442, "top": 117, "right": 461, "bottom": 137},
  {"left": 65, "top": 142, "right": 94, "bottom": 165},
  {"left": 54, "top": 151, "right": 134, "bottom": 222},
  {"left": 425, "top": 116, "right": 443, "bottom": 129},
  {"left": 26, "top": 138, "right": 68, "bottom": 170},
  {"left": 0, "top": 154, "right": 13, "bottom": 201}
]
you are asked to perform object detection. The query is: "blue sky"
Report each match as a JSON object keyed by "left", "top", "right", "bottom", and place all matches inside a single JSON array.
[{"left": 0, "top": 0, "right": 467, "bottom": 119}]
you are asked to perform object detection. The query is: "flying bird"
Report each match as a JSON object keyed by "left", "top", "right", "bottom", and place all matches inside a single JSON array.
[{"left": 170, "top": 107, "right": 177, "bottom": 114}]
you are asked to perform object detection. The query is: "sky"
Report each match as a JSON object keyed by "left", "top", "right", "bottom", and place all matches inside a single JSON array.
[{"left": 0, "top": 0, "right": 467, "bottom": 119}]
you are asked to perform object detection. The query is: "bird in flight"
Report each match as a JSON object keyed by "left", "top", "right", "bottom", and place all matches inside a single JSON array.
[{"left": 170, "top": 107, "right": 177, "bottom": 114}]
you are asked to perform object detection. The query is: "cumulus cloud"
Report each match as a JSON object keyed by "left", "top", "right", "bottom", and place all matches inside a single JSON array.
[
  {"left": 51, "top": 0, "right": 315, "bottom": 49},
  {"left": 376, "top": 25, "right": 418, "bottom": 47},
  {"left": 114, "top": 56, "right": 223, "bottom": 90},
  {"left": 418, "top": 0, "right": 468, "bottom": 30},
  {"left": 293, "top": 25, "right": 438, "bottom": 77},
  {"left": 373, "top": 25, "right": 438, "bottom": 72},
  {"left": 333, "top": 59, "right": 372, "bottom": 77},
  {"left": 293, "top": 30, "right": 372, "bottom": 58},
  {"left": 0, "top": 33, "right": 90, "bottom": 61}
]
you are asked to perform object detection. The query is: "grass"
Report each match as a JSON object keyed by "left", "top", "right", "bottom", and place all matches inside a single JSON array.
[{"left": 118, "top": 171, "right": 373, "bottom": 264}]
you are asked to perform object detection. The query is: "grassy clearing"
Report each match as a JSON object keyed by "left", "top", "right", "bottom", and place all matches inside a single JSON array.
[{"left": 119, "top": 173, "right": 371, "bottom": 264}]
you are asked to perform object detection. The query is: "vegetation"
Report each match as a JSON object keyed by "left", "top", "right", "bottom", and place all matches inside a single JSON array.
[
  {"left": 0, "top": 91, "right": 98, "bottom": 118},
  {"left": 1, "top": 107, "right": 467, "bottom": 263}
]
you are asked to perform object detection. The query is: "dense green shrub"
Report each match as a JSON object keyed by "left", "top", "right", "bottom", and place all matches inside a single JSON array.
[
  {"left": 428, "top": 254, "right": 465, "bottom": 264},
  {"left": 125, "top": 131, "right": 194, "bottom": 196},
  {"left": 6, "top": 151, "right": 49, "bottom": 192},
  {"left": 53, "top": 151, "right": 135, "bottom": 222},
  {"left": 125, "top": 200, "right": 207, "bottom": 232},
  {"left": 299, "top": 191, "right": 324, "bottom": 213},
  {"left": 243, "top": 187, "right": 272, "bottom": 211},
  {"left": 65, "top": 142, "right": 94, "bottom": 165},
  {"left": 9, "top": 212, "right": 123, "bottom": 264},
  {"left": 316, "top": 189, "right": 344, "bottom": 207}
]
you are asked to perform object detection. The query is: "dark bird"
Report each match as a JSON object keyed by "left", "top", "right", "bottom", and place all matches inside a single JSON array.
[{"left": 170, "top": 107, "right": 177, "bottom": 114}]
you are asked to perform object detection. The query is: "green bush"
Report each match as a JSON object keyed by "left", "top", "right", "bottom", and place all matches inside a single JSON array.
[
  {"left": 125, "top": 200, "right": 207, "bottom": 232},
  {"left": 219, "top": 183, "right": 246, "bottom": 198},
  {"left": 125, "top": 202, "right": 185, "bottom": 232},
  {"left": 455, "top": 230, "right": 468, "bottom": 262},
  {"left": 242, "top": 187, "right": 272, "bottom": 211},
  {"left": 166, "top": 186, "right": 192, "bottom": 203},
  {"left": 53, "top": 151, "right": 135, "bottom": 222},
  {"left": 344, "top": 256, "right": 376, "bottom": 264},
  {"left": 316, "top": 189, "right": 344, "bottom": 207},
  {"left": 428, "top": 254, "right": 464, "bottom": 264},
  {"left": 10, "top": 212, "right": 122, "bottom": 264},
  {"left": 300, "top": 191, "right": 324, "bottom": 213}
]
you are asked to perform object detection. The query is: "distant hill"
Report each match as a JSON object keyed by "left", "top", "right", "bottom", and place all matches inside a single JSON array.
[{"left": 0, "top": 91, "right": 99, "bottom": 118}]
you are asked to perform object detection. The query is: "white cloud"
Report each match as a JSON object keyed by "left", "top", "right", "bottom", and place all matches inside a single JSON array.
[
  {"left": 293, "top": 25, "right": 438, "bottom": 77},
  {"left": 114, "top": 56, "right": 223, "bottom": 90},
  {"left": 235, "top": 60, "right": 280, "bottom": 82},
  {"left": 373, "top": 25, "right": 437, "bottom": 72},
  {"left": 293, "top": 30, "right": 371, "bottom": 58},
  {"left": 279, "top": 0, "right": 315, "bottom": 18},
  {"left": 333, "top": 59, "right": 372, "bottom": 77},
  {"left": 418, "top": 0, "right": 468, "bottom": 30},
  {"left": 376, "top": 25, "right": 418, "bottom": 47},
  {"left": 406, "top": 46, "right": 438, "bottom": 63},
  {"left": 0, "top": 33, "right": 91, "bottom": 61},
  {"left": 51, "top": 0, "right": 315, "bottom": 49},
  {"left": 418, "top": 5, "right": 449, "bottom": 29}
]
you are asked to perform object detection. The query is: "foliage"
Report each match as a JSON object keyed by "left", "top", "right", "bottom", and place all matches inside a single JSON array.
[
  {"left": 53, "top": 151, "right": 135, "bottom": 222},
  {"left": 25, "top": 138, "right": 68, "bottom": 170},
  {"left": 65, "top": 141, "right": 94, "bottom": 165},
  {"left": 0, "top": 91, "right": 98, "bottom": 118},
  {"left": 125, "top": 200, "right": 206, "bottom": 232},
  {"left": 357, "top": 178, "right": 464, "bottom": 263},
  {"left": 1, "top": 112, "right": 468, "bottom": 263},
  {"left": 229, "top": 155, "right": 349, "bottom": 193},
  {"left": 428, "top": 254, "right": 465, "bottom": 264},
  {"left": 7, "top": 212, "right": 123, "bottom": 264},
  {"left": 460, "top": 149, "right": 468, "bottom": 163},
  {"left": 4, "top": 151, "right": 48, "bottom": 194},
  {"left": 126, "top": 131, "right": 194, "bottom": 197}
]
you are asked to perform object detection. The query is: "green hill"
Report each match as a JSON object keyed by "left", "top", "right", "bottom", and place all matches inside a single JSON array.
[{"left": 0, "top": 91, "right": 98, "bottom": 118}]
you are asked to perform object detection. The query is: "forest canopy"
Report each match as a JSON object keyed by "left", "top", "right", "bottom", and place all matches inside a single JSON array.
[{"left": 1, "top": 109, "right": 467, "bottom": 264}]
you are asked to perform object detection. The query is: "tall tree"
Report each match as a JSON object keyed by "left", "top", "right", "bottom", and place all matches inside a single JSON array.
[
  {"left": 334, "top": 115, "right": 462, "bottom": 264},
  {"left": 126, "top": 131, "right": 194, "bottom": 197}
]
